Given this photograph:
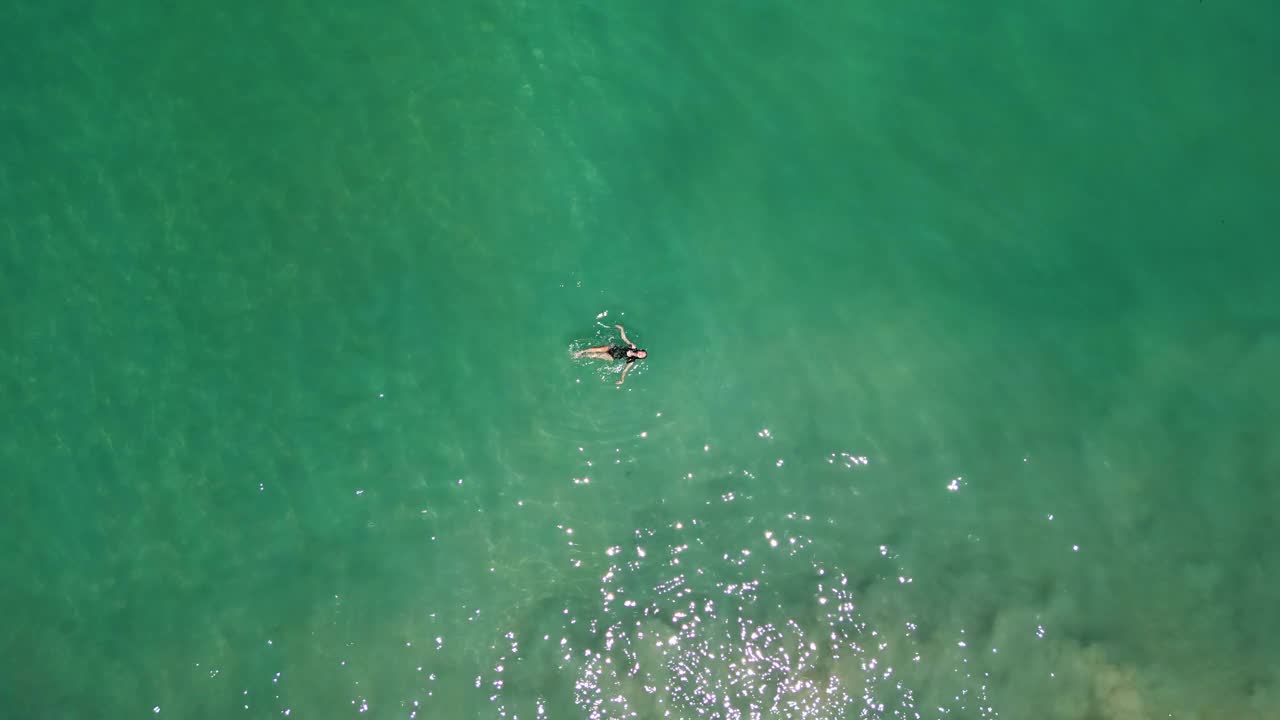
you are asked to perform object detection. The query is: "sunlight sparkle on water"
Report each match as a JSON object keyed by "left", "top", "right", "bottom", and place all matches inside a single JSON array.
[{"left": 483, "top": 512, "right": 1000, "bottom": 720}]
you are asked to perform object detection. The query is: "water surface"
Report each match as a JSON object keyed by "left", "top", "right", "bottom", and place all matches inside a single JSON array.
[{"left": 2, "top": 2, "right": 1278, "bottom": 718}]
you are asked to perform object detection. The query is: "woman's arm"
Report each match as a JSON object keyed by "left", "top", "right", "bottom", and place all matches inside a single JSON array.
[
  {"left": 616, "top": 361, "right": 633, "bottom": 386},
  {"left": 615, "top": 324, "right": 634, "bottom": 348}
]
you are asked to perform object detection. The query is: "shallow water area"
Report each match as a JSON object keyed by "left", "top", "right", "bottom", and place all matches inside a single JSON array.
[{"left": 2, "top": 1, "right": 1279, "bottom": 719}]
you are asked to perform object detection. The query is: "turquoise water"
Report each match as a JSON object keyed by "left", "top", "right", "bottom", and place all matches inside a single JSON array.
[{"left": 3, "top": 1, "right": 1279, "bottom": 718}]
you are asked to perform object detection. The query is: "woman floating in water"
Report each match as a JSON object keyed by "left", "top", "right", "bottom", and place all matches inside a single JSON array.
[{"left": 575, "top": 324, "right": 648, "bottom": 385}]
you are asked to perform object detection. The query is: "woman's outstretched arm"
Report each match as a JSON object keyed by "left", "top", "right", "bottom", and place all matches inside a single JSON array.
[{"left": 615, "top": 324, "right": 634, "bottom": 348}]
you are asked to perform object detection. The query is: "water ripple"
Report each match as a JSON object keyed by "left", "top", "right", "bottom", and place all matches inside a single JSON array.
[{"left": 485, "top": 506, "right": 999, "bottom": 719}]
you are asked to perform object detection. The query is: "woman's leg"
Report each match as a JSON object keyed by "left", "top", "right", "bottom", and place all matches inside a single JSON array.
[{"left": 574, "top": 345, "right": 612, "bottom": 359}]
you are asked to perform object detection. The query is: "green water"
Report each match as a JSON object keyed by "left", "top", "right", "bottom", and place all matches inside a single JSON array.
[{"left": 3, "top": 1, "right": 1278, "bottom": 718}]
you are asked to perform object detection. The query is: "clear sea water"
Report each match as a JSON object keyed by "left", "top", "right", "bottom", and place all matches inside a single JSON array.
[{"left": 2, "top": 2, "right": 1278, "bottom": 719}]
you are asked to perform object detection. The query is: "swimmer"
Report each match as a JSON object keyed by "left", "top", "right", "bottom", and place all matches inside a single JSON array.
[{"left": 574, "top": 324, "right": 648, "bottom": 385}]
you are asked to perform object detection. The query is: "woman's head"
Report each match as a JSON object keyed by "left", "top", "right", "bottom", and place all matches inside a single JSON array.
[{"left": 629, "top": 349, "right": 648, "bottom": 359}]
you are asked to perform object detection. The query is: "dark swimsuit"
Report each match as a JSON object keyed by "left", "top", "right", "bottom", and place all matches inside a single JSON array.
[{"left": 608, "top": 345, "right": 636, "bottom": 363}]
